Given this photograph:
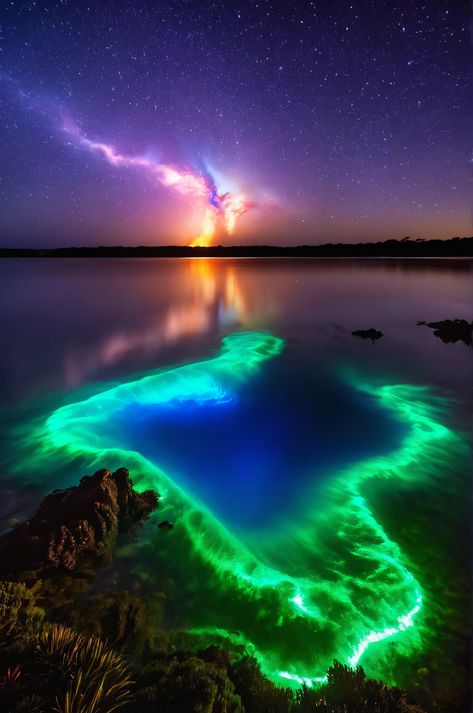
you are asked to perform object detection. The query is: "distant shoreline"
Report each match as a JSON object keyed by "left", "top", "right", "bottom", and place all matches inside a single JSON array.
[{"left": 0, "top": 237, "right": 472, "bottom": 259}]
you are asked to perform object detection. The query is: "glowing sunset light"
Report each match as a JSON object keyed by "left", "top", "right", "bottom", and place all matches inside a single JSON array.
[{"left": 190, "top": 206, "right": 218, "bottom": 247}]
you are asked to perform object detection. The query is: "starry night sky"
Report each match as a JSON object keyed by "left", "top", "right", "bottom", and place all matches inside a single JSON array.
[{"left": 1, "top": 1, "right": 471, "bottom": 246}]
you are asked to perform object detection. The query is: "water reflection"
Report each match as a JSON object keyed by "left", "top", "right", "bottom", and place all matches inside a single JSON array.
[
  {"left": 0, "top": 258, "right": 471, "bottom": 403},
  {"left": 64, "top": 260, "right": 247, "bottom": 387}
]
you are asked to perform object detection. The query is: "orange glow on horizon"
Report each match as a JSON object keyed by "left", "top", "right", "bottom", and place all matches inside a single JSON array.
[
  {"left": 190, "top": 207, "right": 217, "bottom": 247},
  {"left": 189, "top": 192, "right": 254, "bottom": 247}
]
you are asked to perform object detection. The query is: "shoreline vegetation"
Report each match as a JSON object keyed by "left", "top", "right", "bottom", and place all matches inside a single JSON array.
[
  {"left": 0, "top": 468, "right": 448, "bottom": 713},
  {"left": 0, "top": 236, "right": 472, "bottom": 259}
]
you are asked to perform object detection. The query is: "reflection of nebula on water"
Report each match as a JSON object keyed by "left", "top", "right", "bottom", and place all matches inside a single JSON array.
[
  {"left": 64, "top": 260, "right": 247, "bottom": 387},
  {"left": 22, "top": 331, "right": 467, "bottom": 687}
]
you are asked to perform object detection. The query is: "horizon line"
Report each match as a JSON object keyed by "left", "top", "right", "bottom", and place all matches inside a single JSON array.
[{"left": 1, "top": 235, "right": 472, "bottom": 252}]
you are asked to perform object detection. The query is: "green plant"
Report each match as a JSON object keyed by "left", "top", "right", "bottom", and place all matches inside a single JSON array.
[
  {"left": 0, "top": 581, "right": 44, "bottom": 642},
  {"left": 134, "top": 655, "right": 243, "bottom": 713},
  {"left": 37, "top": 623, "right": 83, "bottom": 669},
  {"left": 56, "top": 666, "right": 132, "bottom": 713},
  {"left": 33, "top": 623, "right": 133, "bottom": 713}
]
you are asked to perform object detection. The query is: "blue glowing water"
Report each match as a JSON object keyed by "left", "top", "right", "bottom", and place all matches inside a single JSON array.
[{"left": 111, "top": 353, "right": 408, "bottom": 530}]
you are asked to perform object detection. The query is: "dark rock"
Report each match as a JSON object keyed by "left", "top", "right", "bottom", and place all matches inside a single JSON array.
[
  {"left": 352, "top": 328, "right": 384, "bottom": 342},
  {"left": 417, "top": 319, "right": 472, "bottom": 346},
  {"left": 158, "top": 520, "right": 174, "bottom": 531},
  {"left": 0, "top": 468, "right": 159, "bottom": 576}
]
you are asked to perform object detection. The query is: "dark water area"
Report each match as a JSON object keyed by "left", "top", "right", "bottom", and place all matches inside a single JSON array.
[{"left": 0, "top": 257, "right": 471, "bottom": 703}]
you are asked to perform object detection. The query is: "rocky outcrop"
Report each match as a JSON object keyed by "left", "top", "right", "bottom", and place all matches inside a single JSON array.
[
  {"left": 418, "top": 319, "right": 472, "bottom": 346},
  {"left": 0, "top": 468, "right": 158, "bottom": 576}
]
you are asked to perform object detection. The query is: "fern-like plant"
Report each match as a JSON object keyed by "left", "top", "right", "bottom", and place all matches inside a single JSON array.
[{"left": 35, "top": 624, "right": 133, "bottom": 713}]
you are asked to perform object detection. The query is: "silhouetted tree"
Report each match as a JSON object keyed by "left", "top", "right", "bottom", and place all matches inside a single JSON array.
[{"left": 229, "top": 656, "right": 292, "bottom": 713}]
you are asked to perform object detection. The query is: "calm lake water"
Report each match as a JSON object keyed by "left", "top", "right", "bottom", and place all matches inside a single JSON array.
[{"left": 0, "top": 257, "right": 471, "bottom": 700}]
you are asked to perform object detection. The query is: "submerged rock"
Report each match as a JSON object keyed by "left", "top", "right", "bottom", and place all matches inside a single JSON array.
[
  {"left": 417, "top": 319, "right": 472, "bottom": 346},
  {"left": 158, "top": 520, "right": 174, "bottom": 531},
  {"left": 352, "top": 328, "right": 384, "bottom": 342},
  {"left": 0, "top": 468, "right": 158, "bottom": 576}
]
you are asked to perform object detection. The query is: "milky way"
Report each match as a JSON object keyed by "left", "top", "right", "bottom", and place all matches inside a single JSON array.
[{"left": 61, "top": 115, "right": 255, "bottom": 245}]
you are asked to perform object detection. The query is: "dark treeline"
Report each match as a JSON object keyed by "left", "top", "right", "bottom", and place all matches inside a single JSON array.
[{"left": 0, "top": 236, "right": 472, "bottom": 258}]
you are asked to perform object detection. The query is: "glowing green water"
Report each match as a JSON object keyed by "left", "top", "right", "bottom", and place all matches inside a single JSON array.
[{"left": 28, "top": 331, "right": 466, "bottom": 686}]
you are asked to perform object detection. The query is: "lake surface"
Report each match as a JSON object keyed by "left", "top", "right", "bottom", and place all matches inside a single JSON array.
[{"left": 0, "top": 258, "right": 471, "bottom": 699}]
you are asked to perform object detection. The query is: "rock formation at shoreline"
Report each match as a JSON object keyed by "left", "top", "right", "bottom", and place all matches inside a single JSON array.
[
  {"left": 0, "top": 467, "right": 158, "bottom": 576},
  {"left": 418, "top": 319, "right": 472, "bottom": 346}
]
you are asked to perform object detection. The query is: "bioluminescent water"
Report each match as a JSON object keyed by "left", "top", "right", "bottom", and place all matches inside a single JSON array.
[
  {"left": 1, "top": 258, "right": 471, "bottom": 702},
  {"left": 107, "top": 346, "right": 408, "bottom": 532},
  {"left": 20, "top": 331, "right": 463, "bottom": 686}
]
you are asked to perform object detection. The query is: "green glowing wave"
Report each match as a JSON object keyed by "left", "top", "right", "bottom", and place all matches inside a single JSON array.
[{"left": 29, "top": 331, "right": 466, "bottom": 686}]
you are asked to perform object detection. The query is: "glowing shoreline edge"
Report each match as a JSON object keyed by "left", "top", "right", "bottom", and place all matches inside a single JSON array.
[{"left": 28, "top": 331, "right": 465, "bottom": 687}]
